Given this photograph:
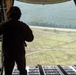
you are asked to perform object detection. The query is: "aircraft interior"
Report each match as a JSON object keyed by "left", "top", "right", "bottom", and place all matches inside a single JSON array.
[{"left": 0, "top": 0, "right": 76, "bottom": 75}]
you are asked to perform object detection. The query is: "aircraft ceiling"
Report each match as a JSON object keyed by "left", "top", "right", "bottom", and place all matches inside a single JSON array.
[{"left": 16, "top": 0, "right": 71, "bottom": 4}]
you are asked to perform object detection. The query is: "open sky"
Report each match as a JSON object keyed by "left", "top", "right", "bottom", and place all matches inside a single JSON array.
[{"left": 14, "top": 0, "right": 76, "bottom": 26}]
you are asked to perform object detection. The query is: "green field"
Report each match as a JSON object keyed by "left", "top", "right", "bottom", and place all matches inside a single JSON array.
[
  {"left": 26, "top": 26, "right": 76, "bottom": 66},
  {"left": 0, "top": 26, "right": 76, "bottom": 67}
]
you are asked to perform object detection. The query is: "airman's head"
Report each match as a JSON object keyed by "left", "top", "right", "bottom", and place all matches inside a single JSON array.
[{"left": 8, "top": 6, "right": 21, "bottom": 20}]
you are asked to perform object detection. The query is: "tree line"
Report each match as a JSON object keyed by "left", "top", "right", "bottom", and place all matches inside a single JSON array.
[{"left": 29, "top": 22, "right": 76, "bottom": 29}]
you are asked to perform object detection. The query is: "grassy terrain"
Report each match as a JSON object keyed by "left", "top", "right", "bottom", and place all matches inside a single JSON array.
[
  {"left": 0, "top": 26, "right": 76, "bottom": 66},
  {"left": 26, "top": 26, "right": 76, "bottom": 66}
]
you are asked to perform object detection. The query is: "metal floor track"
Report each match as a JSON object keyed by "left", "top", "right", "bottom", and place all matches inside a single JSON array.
[{"left": 12, "top": 65, "right": 76, "bottom": 75}]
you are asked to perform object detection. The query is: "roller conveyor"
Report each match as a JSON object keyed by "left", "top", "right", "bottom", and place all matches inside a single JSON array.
[{"left": 11, "top": 65, "right": 76, "bottom": 75}]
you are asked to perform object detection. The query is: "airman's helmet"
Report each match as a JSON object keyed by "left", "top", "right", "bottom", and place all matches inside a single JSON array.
[{"left": 8, "top": 6, "right": 21, "bottom": 19}]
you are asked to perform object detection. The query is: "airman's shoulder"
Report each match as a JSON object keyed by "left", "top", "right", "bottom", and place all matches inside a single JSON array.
[{"left": 19, "top": 21, "right": 30, "bottom": 28}]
